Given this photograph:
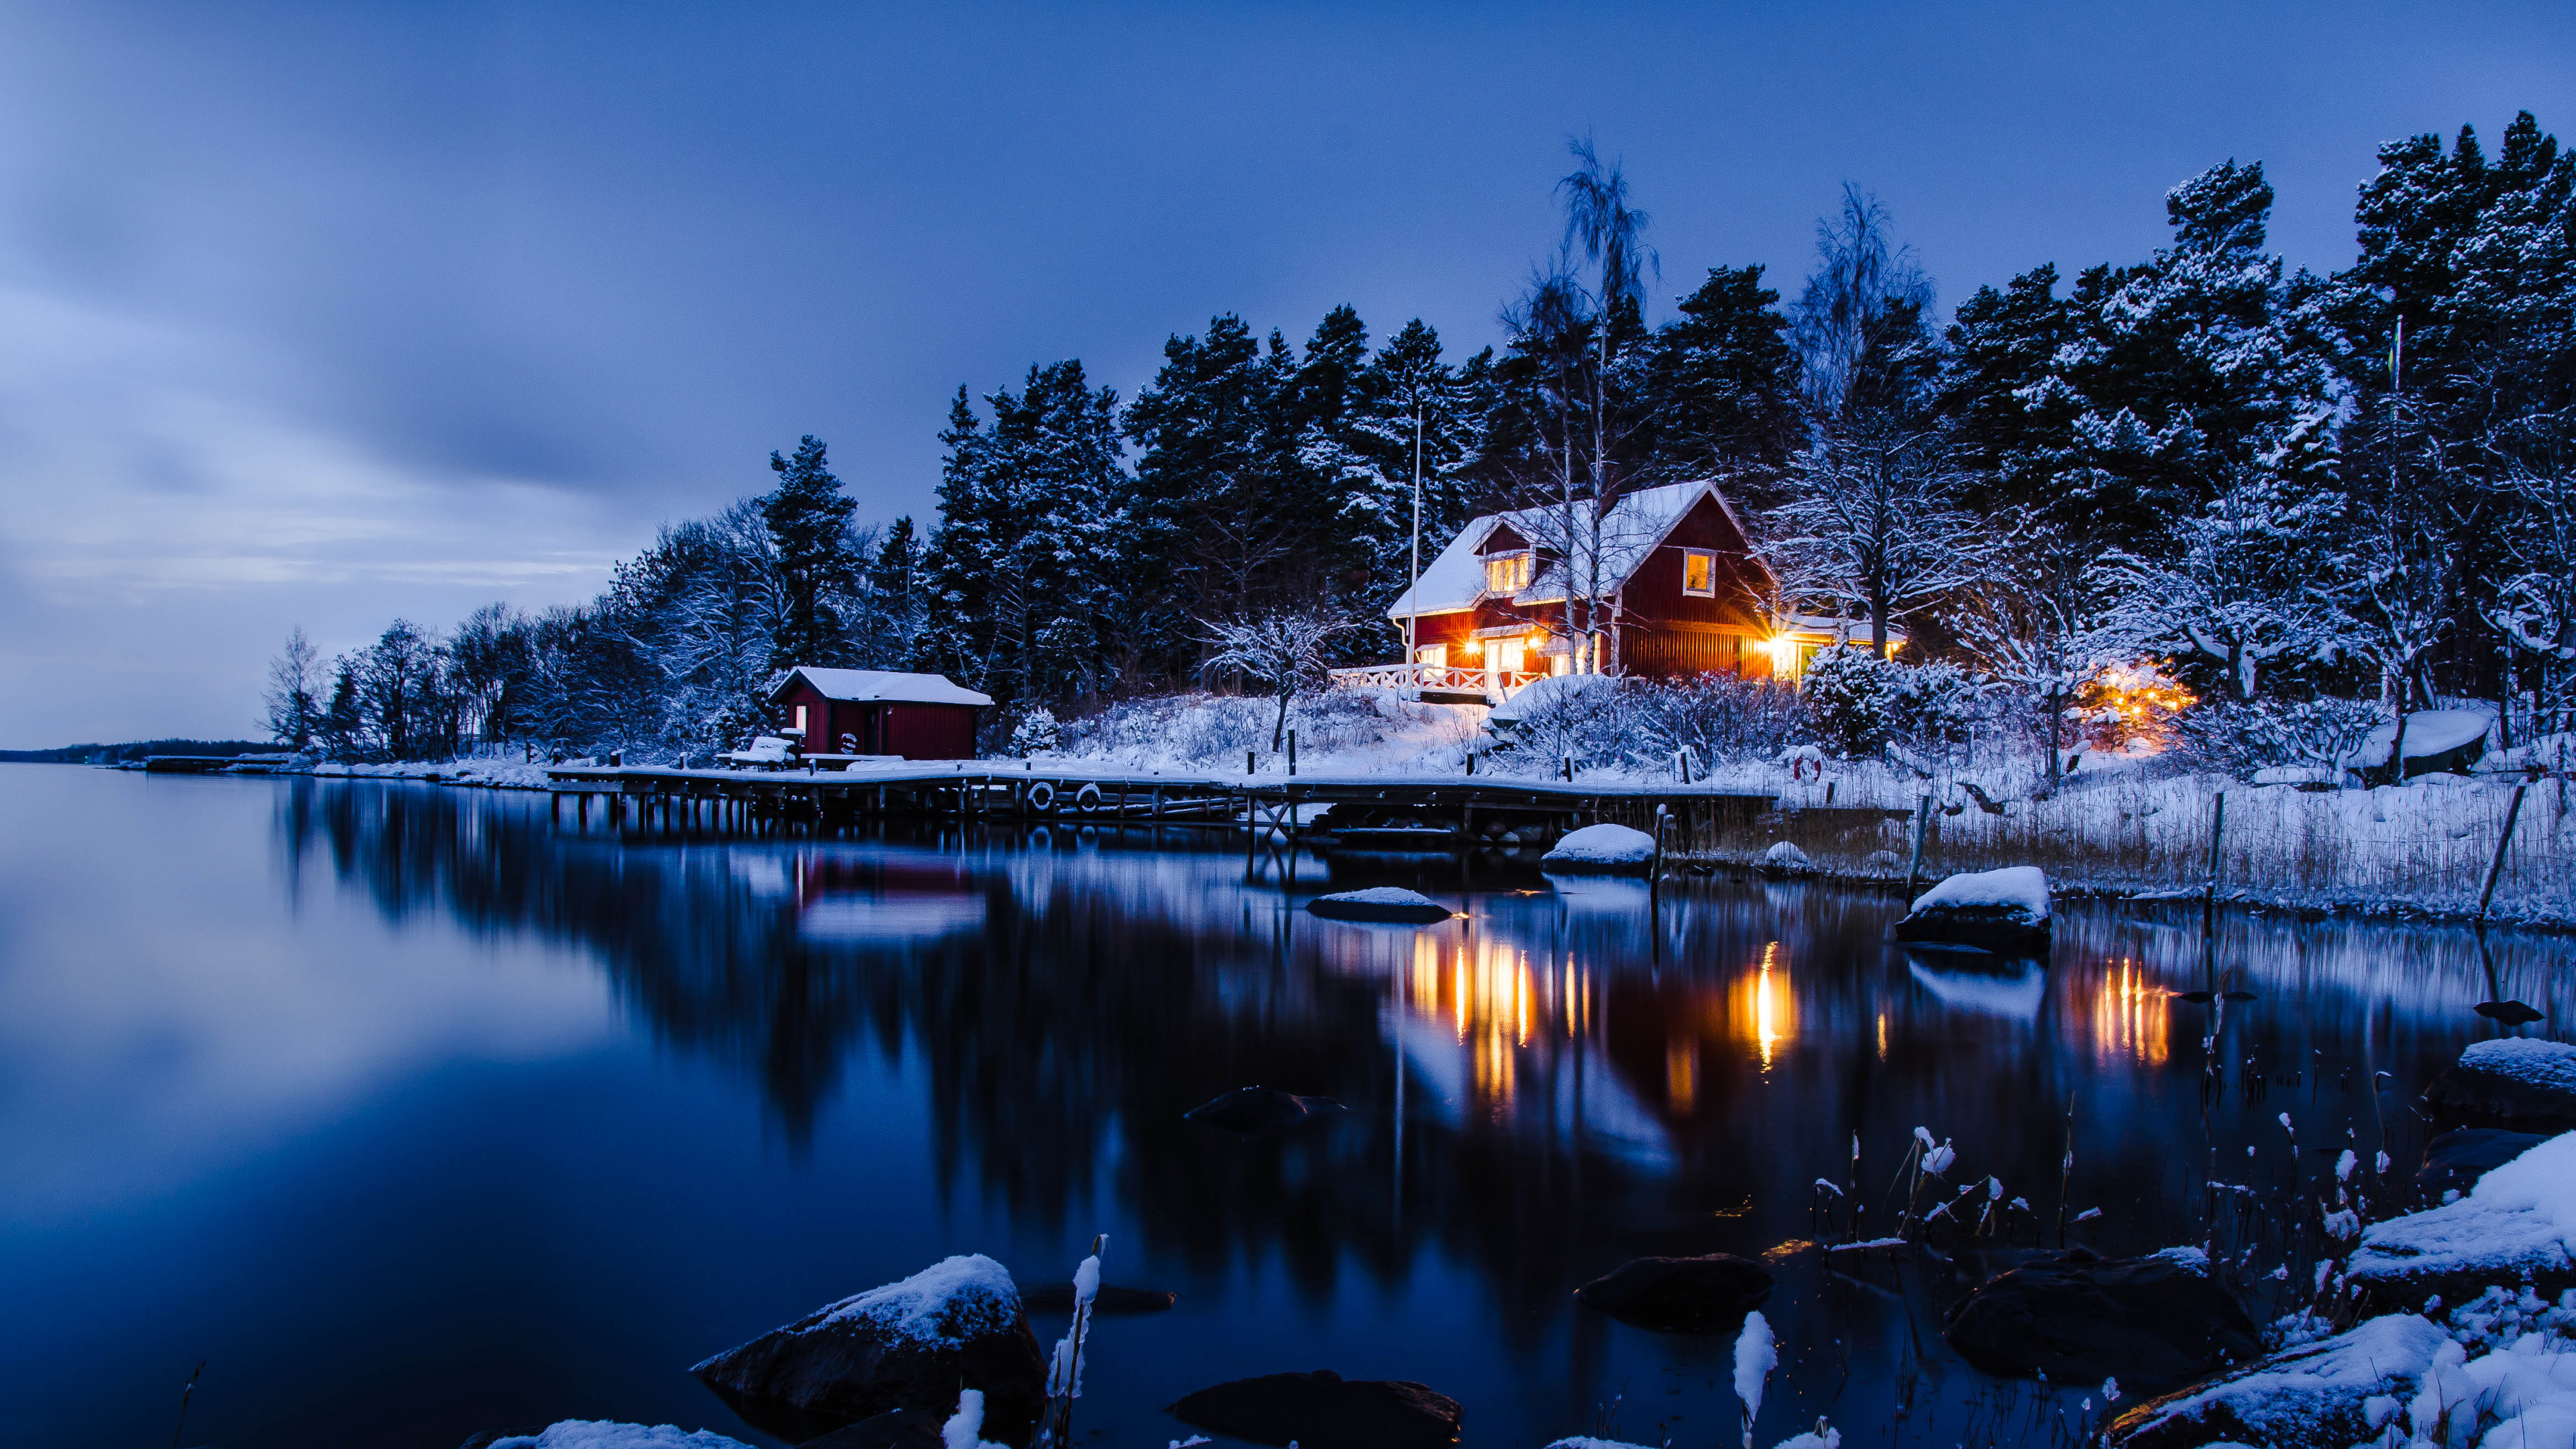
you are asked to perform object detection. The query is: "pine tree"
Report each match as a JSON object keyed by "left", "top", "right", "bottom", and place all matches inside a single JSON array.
[
  {"left": 1642, "top": 264, "right": 1802, "bottom": 500},
  {"left": 924, "top": 362, "right": 1127, "bottom": 710},
  {"left": 1938, "top": 160, "right": 2348, "bottom": 553},
  {"left": 760, "top": 435, "right": 859, "bottom": 670},
  {"left": 861, "top": 515, "right": 930, "bottom": 666}
]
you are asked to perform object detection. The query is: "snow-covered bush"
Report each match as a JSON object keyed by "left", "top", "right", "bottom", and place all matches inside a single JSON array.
[
  {"left": 2176, "top": 698, "right": 2387, "bottom": 779},
  {"left": 1049, "top": 689, "right": 1472, "bottom": 770},
  {"left": 1803, "top": 644, "right": 1896, "bottom": 757},
  {"left": 1804, "top": 645, "right": 1984, "bottom": 760},
  {"left": 1490, "top": 674, "right": 1654, "bottom": 769},
  {"left": 1009, "top": 707, "right": 1061, "bottom": 756},
  {"left": 1638, "top": 673, "right": 1811, "bottom": 765}
]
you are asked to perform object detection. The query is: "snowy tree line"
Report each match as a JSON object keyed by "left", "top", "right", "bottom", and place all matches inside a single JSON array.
[{"left": 274, "top": 112, "right": 2576, "bottom": 767}]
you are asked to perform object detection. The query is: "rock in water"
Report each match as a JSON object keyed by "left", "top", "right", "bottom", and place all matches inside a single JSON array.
[
  {"left": 1893, "top": 866, "right": 2051, "bottom": 954},
  {"left": 1939, "top": 1247, "right": 2259, "bottom": 1393},
  {"left": 1306, "top": 888, "right": 1454, "bottom": 924},
  {"left": 1541, "top": 824, "right": 1658, "bottom": 873},
  {"left": 2422, "top": 1038, "right": 2576, "bottom": 1128},
  {"left": 792, "top": 1409, "right": 947, "bottom": 1449},
  {"left": 1018, "top": 1281, "right": 1177, "bottom": 1315},
  {"left": 2347, "top": 1129, "right": 2576, "bottom": 1313},
  {"left": 1572, "top": 1254, "right": 1775, "bottom": 1333},
  {"left": 469, "top": 1426, "right": 756, "bottom": 1449},
  {"left": 1167, "top": 1370, "right": 1462, "bottom": 1449},
  {"left": 2100, "top": 1311, "right": 2449, "bottom": 1449},
  {"left": 2416, "top": 1126, "right": 2548, "bottom": 1201},
  {"left": 1183, "top": 1085, "right": 1346, "bottom": 1134},
  {"left": 690, "top": 1254, "right": 1046, "bottom": 1444}
]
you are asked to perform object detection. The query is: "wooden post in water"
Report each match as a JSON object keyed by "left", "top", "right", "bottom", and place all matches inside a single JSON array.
[
  {"left": 2204, "top": 792, "right": 2228, "bottom": 904},
  {"left": 1904, "top": 794, "right": 1931, "bottom": 897},
  {"left": 2479, "top": 784, "right": 2530, "bottom": 922}
]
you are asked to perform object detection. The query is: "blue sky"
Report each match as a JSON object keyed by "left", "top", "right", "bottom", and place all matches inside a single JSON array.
[{"left": 0, "top": 1, "right": 2568, "bottom": 741}]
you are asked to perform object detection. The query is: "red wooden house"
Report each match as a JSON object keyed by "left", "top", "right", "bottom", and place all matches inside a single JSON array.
[
  {"left": 1340, "top": 480, "right": 1881, "bottom": 704},
  {"left": 767, "top": 668, "right": 992, "bottom": 760}
]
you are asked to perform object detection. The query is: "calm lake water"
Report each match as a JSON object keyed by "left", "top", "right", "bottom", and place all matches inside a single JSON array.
[{"left": 3, "top": 766, "right": 2570, "bottom": 1449}]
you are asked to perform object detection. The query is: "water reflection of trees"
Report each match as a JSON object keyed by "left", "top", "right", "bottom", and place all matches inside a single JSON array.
[{"left": 275, "top": 780, "right": 2571, "bottom": 1346}]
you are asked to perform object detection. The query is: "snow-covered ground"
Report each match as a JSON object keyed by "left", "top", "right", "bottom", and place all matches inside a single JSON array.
[{"left": 172, "top": 687, "right": 2576, "bottom": 921}]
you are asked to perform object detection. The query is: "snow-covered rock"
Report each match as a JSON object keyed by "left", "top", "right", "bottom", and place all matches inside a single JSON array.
[
  {"left": 482, "top": 1424, "right": 755, "bottom": 1449},
  {"left": 2347, "top": 708, "right": 2493, "bottom": 780},
  {"left": 2426, "top": 1040, "right": 2576, "bottom": 1129},
  {"left": 2422, "top": 1128, "right": 2554, "bottom": 1202},
  {"left": 690, "top": 1254, "right": 1046, "bottom": 1444},
  {"left": 2100, "top": 1310, "right": 2449, "bottom": 1449},
  {"left": 1760, "top": 839, "right": 1812, "bottom": 872},
  {"left": 1542, "top": 822, "right": 1658, "bottom": 873},
  {"left": 1894, "top": 867, "right": 2051, "bottom": 953},
  {"left": 2349, "top": 1130, "right": 2576, "bottom": 1313},
  {"left": 1306, "top": 887, "right": 1454, "bottom": 924}
]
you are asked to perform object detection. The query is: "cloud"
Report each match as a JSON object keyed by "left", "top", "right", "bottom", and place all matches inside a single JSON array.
[
  {"left": 0, "top": 286, "right": 648, "bottom": 742},
  {"left": 0, "top": 287, "right": 632, "bottom": 603}
]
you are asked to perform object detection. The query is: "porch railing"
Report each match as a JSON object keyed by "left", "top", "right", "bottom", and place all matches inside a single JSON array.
[{"left": 1326, "top": 664, "right": 1544, "bottom": 698}]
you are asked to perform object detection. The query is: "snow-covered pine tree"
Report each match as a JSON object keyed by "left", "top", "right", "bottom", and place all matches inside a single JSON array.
[
  {"left": 859, "top": 515, "right": 931, "bottom": 668},
  {"left": 759, "top": 435, "right": 861, "bottom": 671},
  {"left": 1336, "top": 319, "right": 1494, "bottom": 619},
  {"left": 922, "top": 362, "right": 1126, "bottom": 712},
  {"left": 1122, "top": 315, "right": 1292, "bottom": 666},
  {"left": 1942, "top": 161, "right": 2349, "bottom": 554},
  {"left": 1642, "top": 263, "right": 1803, "bottom": 502}
]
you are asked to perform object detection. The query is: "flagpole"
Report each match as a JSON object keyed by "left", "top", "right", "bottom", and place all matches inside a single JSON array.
[{"left": 1408, "top": 403, "right": 1424, "bottom": 698}]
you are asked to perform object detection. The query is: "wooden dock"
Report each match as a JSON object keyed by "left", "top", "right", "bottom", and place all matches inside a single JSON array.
[{"left": 542, "top": 761, "right": 1776, "bottom": 849}]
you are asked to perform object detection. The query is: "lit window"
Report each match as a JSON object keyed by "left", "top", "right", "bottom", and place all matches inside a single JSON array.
[
  {"left": 792, "top": 704, "right": 808, "bottom": 735},
  {"left": 1483, "top": 551, "right": 1533, "bottom": 594},
  {"left": 1681, "top": 548, "right": 1717, "bottom": 597},
  {"left": 1413, "top": 643, "right": 1447, "bottom": 669}
]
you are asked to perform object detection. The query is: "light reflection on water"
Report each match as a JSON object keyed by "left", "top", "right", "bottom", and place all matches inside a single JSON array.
[{"left": 1, "top": 768, "right": 2571, "bottom": 1449}]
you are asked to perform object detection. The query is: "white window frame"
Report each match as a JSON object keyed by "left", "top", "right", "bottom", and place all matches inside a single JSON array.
[
  {"left": 1680, "top": 548, "right": 1718, "bottom": 598},
  {"left": 1483, "top": 550, "right": 1533, "bottom": 596}
]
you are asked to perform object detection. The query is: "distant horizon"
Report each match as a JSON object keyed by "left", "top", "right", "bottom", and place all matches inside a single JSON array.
[{"left": 0, "top": 1, "right": 2567, "bottom": 741}]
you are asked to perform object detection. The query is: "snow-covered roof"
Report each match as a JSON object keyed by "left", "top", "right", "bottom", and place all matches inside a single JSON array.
[
  {"left": 773, "top": 667, "right": 993, "bottom": 707},
  {"left": 1385, "top": 517, "right": 1502, "bottom": 617},
  {"left": 1385, "top": 480, "right": 1754, "bottom": 620}
]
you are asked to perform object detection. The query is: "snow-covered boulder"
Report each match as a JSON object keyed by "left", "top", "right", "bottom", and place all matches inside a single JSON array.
[
  {"left": 1306, "top": 887, "right": 1454, "bottom": 924},
  {"left": 2346, "top": 707, "right": 2493, "bottom": 783},
  {"left": 1572, "top": 1252, "right": 1774, "bottom": 1334},
  {"left": 1894, "top": 867, "right": 2051, "bottom": 953},
  {"left": 1168, "top": 1369, "right": 1464, "bottom": 1449},
  {"left": 2425, "top": 1039, "right": 2576, "bottom": 1130},
  {"left": 478, "top": 1424, "right": 755, "bottom": 1449},
  {"left": 2348, "top": 1129, "right": 2576, "bottom": 1313},
  {"left": 1541, "top": 822, "right": 1658, "bottom": 873},
  {"left": 1941, "top": 1246, "right": 2260, "bottom": 1393},
  {"left": 1183, "top": 1085, "right": 1347, "bottom": 1135},
  {"left": 690, "top": 1255, "right": 1046, "bottom": 1444},
  {"left": 2420, "top": 1128, "right": 2554, "bottom": 1203},
  {"left": 2100, "top": 1310, "right": 2449, "bottom": 1449},
  {"left": 1760, "top": 839, "right": 1812, "bottom": 874}
]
